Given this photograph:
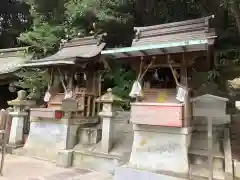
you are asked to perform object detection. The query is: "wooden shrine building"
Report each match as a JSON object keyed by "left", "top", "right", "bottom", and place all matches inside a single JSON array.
[
  {"left": 101, "top": 16, "right": 231, "bottom": 180},
  {"left": 102, "top": 15, "right": 216, "bottom": 127},
  {"left": 23, "top": 35, "right": 106, "bottom": 120},
  {"left": 0, "top": 47, "right": 29, "bottom": 109}
]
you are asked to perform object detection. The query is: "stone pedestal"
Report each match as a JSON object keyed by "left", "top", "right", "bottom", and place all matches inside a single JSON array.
[
  {"left": 56, "top": 150, "right": 73, "bottom": 168},
  {"left": 99, "top": 111, "right": 115, "bottom": 153},
  {"left": 7, "top": 90, "right": 34, "bottom": 150},
  {"left": 135, "top": 125, "right": 190, "bottom": 173},
  {"left": 21, "top": 114, "right": 78, "bottom": 163},
  {"left": 15, "top": 99, "right": 79, "bottom": 164},
  {"left": 115, "top": 102, "right": 192, "bottom": 180},
  {"left": 8, "top": 112, "right": 27, "bottom": 146},
  {"left": 115, "top": 124, "right": 192, "bottom": 180}
]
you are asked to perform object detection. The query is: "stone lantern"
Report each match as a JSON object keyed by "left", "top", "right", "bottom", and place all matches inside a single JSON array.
[
  {"left": 96, "top": 88, "right": 123, "bottom": 153},
  {"left": 7, "top": 90, "right": 35, "bottom": 148}
]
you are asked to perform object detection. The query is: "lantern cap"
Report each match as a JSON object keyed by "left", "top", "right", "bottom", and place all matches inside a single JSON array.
[{"left": 96, "top": 88, "right": 123, "bottom": 103}]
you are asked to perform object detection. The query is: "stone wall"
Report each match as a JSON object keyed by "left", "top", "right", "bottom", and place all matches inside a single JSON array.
[{"left": 230, "top": 115, "right": 240, "bottom": 161}]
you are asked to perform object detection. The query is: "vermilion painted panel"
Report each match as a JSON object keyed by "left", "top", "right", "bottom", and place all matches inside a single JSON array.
[{"left": 130, "top": 103, "right": 184, "bottom": 127}]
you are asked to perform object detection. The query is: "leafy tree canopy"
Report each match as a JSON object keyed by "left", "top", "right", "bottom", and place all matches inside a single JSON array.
[
  {"left": 0, "top": 0, "right": 31, "bottom": 48},
  {"left": 3, "top": 0, "right": 240, "bottom": 102}
]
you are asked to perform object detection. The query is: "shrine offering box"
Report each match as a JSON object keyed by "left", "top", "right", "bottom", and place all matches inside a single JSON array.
[{"left": 130, "top": 102, "right": 184, "bottom": 127}]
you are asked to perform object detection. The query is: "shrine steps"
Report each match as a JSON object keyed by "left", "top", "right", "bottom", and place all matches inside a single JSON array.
[
  {"left": 190, "top": 164, "right": 225, "bottom": 180},
  {"left": 114, "top": 166, "right": 188, "bottom": 180},
  {"left": 72, "top": 132, "right": 133, "bottom": 173},
  {"left": 72, "top": 111, "right": 133, "bottom": 173},
  {"left": 188, "top": 121, "right": 233, "bottom": 180}
]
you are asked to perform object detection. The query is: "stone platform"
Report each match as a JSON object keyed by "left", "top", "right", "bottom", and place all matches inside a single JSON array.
[
  {"left": 0, "top": 154, "right": 113, "bottom": 180},
  {"left": 115, "top": 166, "right": 187, "bottom": 180}
]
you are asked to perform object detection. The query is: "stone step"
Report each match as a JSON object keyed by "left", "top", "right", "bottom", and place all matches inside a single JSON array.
[
  {"left": 189, "top": 149, "right": 224, "bottom": 159},
  {"left": 115, "top": 166, "right": 188, "bottom": 180},
  {"left": 194, "top": 125, "right": 225, "bottom": 132},
  {"left": 191, "top": 131, "right": 221, "bottom": 141},
  {"left": 189, "top": 153, "right": 224, "bottom": 169},
  {"left": 190, "top": 139, "right": 221, "bottom": 151},
  {"left": 190, "top": 175, "right": 223, "bottom": 180},
  {"left": 73, "top": 150, "right": 126, "bottom": 174},
  {"left": 190, "top": 164, "right": 225, "bottom": 180},
  {"left": 190, "top": 131, "right": 223, "bottom": 151},
  {"left": 193, "top": 116, "right": 230, "bottom": 125}
]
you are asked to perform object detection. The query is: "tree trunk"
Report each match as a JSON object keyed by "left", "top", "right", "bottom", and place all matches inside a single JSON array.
[{"left": 231, "top": 3, "right": 240, "bottom": 35}]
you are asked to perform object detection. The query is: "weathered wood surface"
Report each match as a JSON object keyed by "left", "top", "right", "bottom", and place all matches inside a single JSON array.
[{"left": 0, "top": 109, "right": 11, "bottom": 175}]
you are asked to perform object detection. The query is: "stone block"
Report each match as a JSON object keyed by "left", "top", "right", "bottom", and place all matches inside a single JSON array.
[
  {"left": 114, "top": 166, "right": 187, "bottom": 180},
  {"left": 129, "top": 125, "right": 191, "bottom": 175},
  {"left": 73, "top": 151, "right": 124, "bottom": 174},
  {"left": 56, "top": 150, "right": 73, "bottom": 168},
  {"left": 25, "top": 121, "right": 68, "bottom": 149},
  {"left": 233, "top": 160, "right": 240, "bottom": 178},
  {"left": 78, "top": 127, "right": 102, "bottom": 145},
  {"left": 6, "top": 144, "right": 23, "bottom": 154},
  {"left": 22, "top": 121, "right": 68, "bottom": 162}
]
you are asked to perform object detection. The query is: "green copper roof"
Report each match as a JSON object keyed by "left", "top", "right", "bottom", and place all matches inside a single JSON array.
[{"left": 102, "top": 39, "right": 208, "bottom": 55}]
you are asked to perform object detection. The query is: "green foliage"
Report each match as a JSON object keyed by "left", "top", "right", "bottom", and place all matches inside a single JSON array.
[
  {"left": 19, "top": 23, "right": 65, "bottom": 57},
  {"left": 0, "top": 0, "right": 31, "bottom": 48},
  {"left": 12, "top": 68, "right": 49, "bottom": 99},
  {"left": 102, "top": 63, "right": 136, "bottom": 109},
  {"left": 15, "top": 0, "right": 136, "bottom": 101},
  {"left": 9, "top": 0, "right": 240, "bottom": 102}
]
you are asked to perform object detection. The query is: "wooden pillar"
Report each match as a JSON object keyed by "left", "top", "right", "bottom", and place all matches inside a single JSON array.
[
  {"left": 67, "top": 69, "right": 74, "bottom": 90},
  {"left": 180, "top": 53, "right": 191, "bottom": 127},
  {"left": 97, "top": 72, "right": 102, "bottom": 113},
  {"left": 86, "top": 71, "right": 94, "bottom": 93}
]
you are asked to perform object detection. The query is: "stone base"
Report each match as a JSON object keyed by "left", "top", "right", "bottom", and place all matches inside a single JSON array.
[
  {"left": 56, "top": 150, "right": 73, "bottom": 168},
  {"left": 233, "top": 160, "right": 240, "bottom": 179},
  {"left": 18, "top": 120, "right": 72, "bottom": 162},
  {"left": 73, "top": 150, "right": 125, "bottom": 174},
  {"left": 129, "top": 125, "right": 192, "bottom": 175},
  {"left": 114, "top": 166, "right": 187, "bottom": 180},
  {"left": 78, "top": 125, "right": 102, "bottom": 145},
  {"left": 6, "top": 144, "right": 23, "bottom": 154},
  {"left": 72, "top": 130, "right": 133, "bottom": 173},
  {"left": 13, "top": 147, "right": 58, "bottom": 163}
]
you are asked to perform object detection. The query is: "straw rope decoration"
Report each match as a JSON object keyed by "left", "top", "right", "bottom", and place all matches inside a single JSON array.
[
  {"left": 167, "top": 54, "right": 179, "bottom": 86},
  {"left": 57, "top": 68, "right": 67, "bottom": 93},
  {"left": 138, "top": 56, "right": 155, "bottom": 81},
  {"left": 48, "top": 68, "right": 53, "bottom": 91}
]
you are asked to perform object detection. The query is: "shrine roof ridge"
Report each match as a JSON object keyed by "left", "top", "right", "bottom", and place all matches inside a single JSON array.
[
  {"left": 0, "top": 46, "right": 30, "bottom": 75},
  {"left": 132, "top": 15, "right": 215, "bottom": 47},
  {"left": 0, "top": 46, "right": 28, "bottom": 54},
  {"left": 101, "top": 16, "right": 216, "bottom": 59},
  {"left": 133, "top": 15, "right": 214, "bottom": 35},
  {"left": 60, "top": 35, "right": 102, "bottom": 49},
  {"left": 23, "top": 35, "right": 106, "bottom": 67}
]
